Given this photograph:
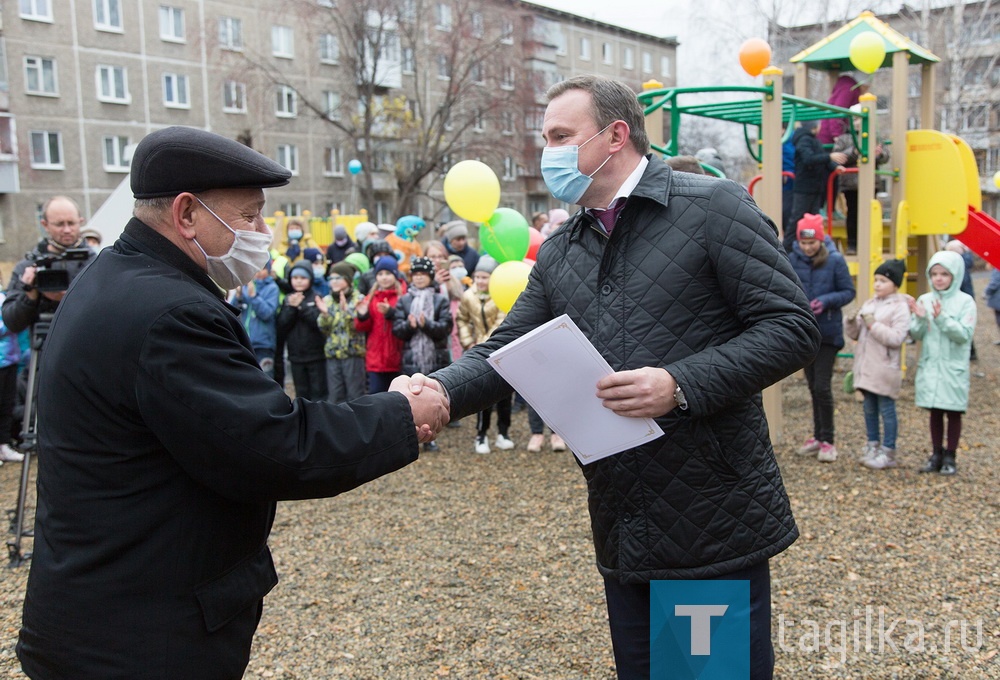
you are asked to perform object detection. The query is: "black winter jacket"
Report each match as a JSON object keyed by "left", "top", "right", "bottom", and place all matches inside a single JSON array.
[
  {"left": 392, "top": 289, "right": 453, "bottom": 375},
  {"left": 276, "top": 287, "right": 326, "bottom": 363},
  {"left": 792, "top": 127, "right": 837, "bottom": 194},
  {"left": 433, "top": 157, "right": 820, "bottom": 581}
]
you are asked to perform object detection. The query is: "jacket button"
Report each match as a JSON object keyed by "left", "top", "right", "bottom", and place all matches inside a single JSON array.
[
  {"left": 622, "top": 513, "right": 631, "bottom": 523},
  {"left": 601, "top": 284, "right": 612, "bottom": 295}
]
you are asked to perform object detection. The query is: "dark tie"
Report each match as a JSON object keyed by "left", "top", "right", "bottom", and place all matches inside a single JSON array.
[{"left": 593, "top": 197, "right": 625, "bottom": 234}]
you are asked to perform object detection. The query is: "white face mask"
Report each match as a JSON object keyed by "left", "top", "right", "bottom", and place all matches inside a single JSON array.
[{"left": 193, "top": 197, "right": 273, "bottom": 289}]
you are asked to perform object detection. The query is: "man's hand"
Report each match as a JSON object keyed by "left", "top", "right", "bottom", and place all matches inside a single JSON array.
[
  {"left": 20, "top": 266, "right": 40, "bottom": 301},
  {"left": 596, "top": 367, "right": 679, "bottom": 418},
  {"left": 389, "top": 373, "right": 450, "bottom": 443}
]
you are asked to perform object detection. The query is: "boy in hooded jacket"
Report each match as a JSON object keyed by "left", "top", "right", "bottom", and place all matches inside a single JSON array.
[{"left": 909, "top": 250, "right": 977, "bottom": 475}]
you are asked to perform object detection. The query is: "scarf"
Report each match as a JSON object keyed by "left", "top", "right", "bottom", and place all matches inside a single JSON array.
[{"left": 409, "top": 287, "right": 437, "bottom": 374}]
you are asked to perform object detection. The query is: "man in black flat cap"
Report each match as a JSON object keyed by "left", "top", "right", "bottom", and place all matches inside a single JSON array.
[{"left": 16, "top": 126, "right": 449, "bottom": 679}]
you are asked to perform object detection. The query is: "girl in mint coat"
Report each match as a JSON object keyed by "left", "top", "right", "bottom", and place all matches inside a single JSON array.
[{"left": 909, "top": 250, "right": 977, "bottom": 475}]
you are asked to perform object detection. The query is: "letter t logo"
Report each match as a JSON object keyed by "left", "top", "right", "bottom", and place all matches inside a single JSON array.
[{"left": 674, "top": 605, "right": 729, "bottom": 655}]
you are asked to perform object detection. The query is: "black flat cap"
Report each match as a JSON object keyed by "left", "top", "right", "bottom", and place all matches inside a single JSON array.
[{"left": 131, "top": 126, "right": 292, "bottom": 199}]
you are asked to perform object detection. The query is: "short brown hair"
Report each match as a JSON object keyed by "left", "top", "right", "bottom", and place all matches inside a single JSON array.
[{"left": 547, "top": 76, "right": 650, "bottom": 155}]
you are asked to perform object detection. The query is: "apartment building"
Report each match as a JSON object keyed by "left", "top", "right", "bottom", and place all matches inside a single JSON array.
[{"left": 0, "top": 0, "right": 676, "bottom": 258}]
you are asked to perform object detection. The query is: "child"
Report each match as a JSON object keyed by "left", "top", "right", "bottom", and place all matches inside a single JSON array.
[
  {"left": 317, "top": 262, "right": 366, "bottom": 403},
  {"left": 229, "top": 261, "right": 279, "bottom": 378},
  {"left": 785, "top": 121, "right": 848, "bottom": 252},
  {"left": 456, "top": 257, "right": 515, "bottom": 454},
  {"left": 789, "top": 214, "right": 856, "bottom": 462},
  {"left": 844, "top": 259, "right": 910, "bottom": 469},
  {"left": 0, "top": 284, "right": 24, "bottom": 463},
  {"left": 909, "top": 250, "right": 977, "bottom": 475},
  {"left": 355, "top": 256, "right": 404, "bottom": 394},
  {"left": 276, "top": 261, "right": 328, "bottom": 401},
  {"left": 986, "top": 267, "right": 1000, "bottom": 345},
  {"left": 392, "top": 257, "right": 452, "bottom": 450}
]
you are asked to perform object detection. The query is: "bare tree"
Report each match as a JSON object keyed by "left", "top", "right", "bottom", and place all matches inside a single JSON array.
[{"left": 229, "top": 0, "right": 525, "bottom": 219}]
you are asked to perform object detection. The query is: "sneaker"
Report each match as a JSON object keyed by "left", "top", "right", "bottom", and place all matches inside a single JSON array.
[
  {"left": 423, "top": 441, "right": 439, "bottom": 452},
  {"left": 527, "top": 434, "right": 545, "bottom": 453},
  {"left": 860, "top": 441, "right": 879, "bottom": 464},
  {"left": 550, "top": 434, "right": 567, "bottom": 452},
  {"left": 797, "top": 437, "right": 821, "bottom": 455},
  {"left": 474, "top": 436, "right": 490, "bottom": 455},
  {"left": 817, "top": 442, "right": 838, "bottom": 463},
  {"left": 0, "top": 444, "right": 24, "bottom": 463},
  {"left": 862, "top": 447, "right": 897, "bottom": 470},
  {"left": 939, "top": 452, "right": 957, "bottom": 476},
  {"left": 495, "top": 434, "right": 515, "bottom": 450}
]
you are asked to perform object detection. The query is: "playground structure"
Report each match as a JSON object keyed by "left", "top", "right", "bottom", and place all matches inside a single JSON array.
[
  {"left": 638, "top": 11, "right": 1000, "bottom": 304},
  {"left": 265, "top": 209, "right": 373, "bottom": 254},
  {"left": 637, "top": 11, "right": 1000, "bottom": 437}
]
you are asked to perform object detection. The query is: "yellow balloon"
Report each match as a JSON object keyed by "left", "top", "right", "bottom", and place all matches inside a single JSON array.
[
  {"left": 443, "top": 160, "right": 501, "bottom": 223},
  {"left": 849, "top": 32, "right": 886, "bottom": 75},
  {"left": 993, "top": 170, "right": 1000, "bottom": 190},
  {"left": 488, "top": 260, "right": 532, "bottom": 313}
]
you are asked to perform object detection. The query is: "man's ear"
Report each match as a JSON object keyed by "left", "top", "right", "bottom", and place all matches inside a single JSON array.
[
  {"left": 609, "top": 120, "right": 631, "bottom": 154},
  {"left": 172, "top": 193, "right": 199, "bottom": 240}
]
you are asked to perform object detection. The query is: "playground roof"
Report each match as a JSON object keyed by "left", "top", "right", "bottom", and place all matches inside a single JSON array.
[{"left": 789, "top": 10, "right": 940, "bottom": 70}]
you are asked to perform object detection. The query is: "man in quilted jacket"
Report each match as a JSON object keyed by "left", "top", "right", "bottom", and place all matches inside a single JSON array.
[{"left": 419, "top": 75, "right": 820, "bottom": 679}]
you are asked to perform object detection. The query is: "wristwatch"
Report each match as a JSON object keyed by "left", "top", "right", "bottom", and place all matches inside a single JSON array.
[{"left": 673, "top": 384, "right": 688, "bottom": 411}]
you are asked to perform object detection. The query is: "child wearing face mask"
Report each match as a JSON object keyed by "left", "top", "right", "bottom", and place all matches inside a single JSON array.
[
  {"left": 844, "top": 259, "right": 911, "bottom": 470},
  {"left": 789, "top": 214, "right": 856, "bottom": 463},
  {"left": 276, "top": 261, "right": 328, "bottom": 401},
  {"left": 354, "top": 256, "right": 404, "bottom": 394},
  {"left": 909, "top": 250, "right": 976, "bottom": 476}
]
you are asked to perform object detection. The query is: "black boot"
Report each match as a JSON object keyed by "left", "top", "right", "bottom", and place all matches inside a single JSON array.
[
  {"left": 939, "top": 449, "right": 957, "bottom": 476},
  {"left": 919, "top": 446, "right": 943, "bottom": 473}
]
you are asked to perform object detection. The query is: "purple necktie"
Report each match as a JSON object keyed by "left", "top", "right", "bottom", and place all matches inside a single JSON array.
[{"left": 593, "top": 197, "right": 625, "bottom": 233}]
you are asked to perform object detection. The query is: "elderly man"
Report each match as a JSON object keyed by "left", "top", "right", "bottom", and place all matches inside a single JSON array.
[
  {"left": 17, "top": 127, "right": 449, "bottom": 679},
  {"left": 2, "top": 195, "right": 96, "bottom": 333},
  {"left": 416, "top": 76, "right": 820, "bottom": 678}
]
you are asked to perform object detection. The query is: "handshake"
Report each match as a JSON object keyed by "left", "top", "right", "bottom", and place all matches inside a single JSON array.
[{"left": 388, "top": 374, "right": 451, "bottom": 443}]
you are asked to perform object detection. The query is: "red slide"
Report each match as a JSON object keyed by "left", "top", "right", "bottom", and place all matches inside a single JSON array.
[{"left": 958, "top": 208, "right": 1000, "bottom": 269}]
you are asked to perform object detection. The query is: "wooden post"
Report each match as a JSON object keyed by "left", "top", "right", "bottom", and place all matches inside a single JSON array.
[
  {"left": 643, "top": 80, "right": 665, "bottom": 152},
  {"left": 890, "top": 51, "right": 909, "bottom": 267},
  {"left": 856, "top": 93, "right": 878, "bottom": 304},
  {"left": 760, "top": 67, "right": 784, "bottom": 442}
]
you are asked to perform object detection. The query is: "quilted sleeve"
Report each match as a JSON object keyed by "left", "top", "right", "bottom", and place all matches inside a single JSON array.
[{"left": 666, "top": 183, "right": 821, "bottom": 417}]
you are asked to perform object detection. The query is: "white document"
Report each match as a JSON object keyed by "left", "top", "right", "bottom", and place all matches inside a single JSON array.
[{"left": 487, "top": 314, "right": 664, "bottom": 464}]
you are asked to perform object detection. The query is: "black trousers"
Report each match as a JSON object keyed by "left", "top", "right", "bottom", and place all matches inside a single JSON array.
[
  {"left": 290, "top": 359, "right": 328, "bottom": 401},
  {"left": 476, "top": 394, "right": 511, "bottom": 437},
  {"left": 0, "top": 364, "right": 17, "bottom": 445},
  {"left": 803, "top": 343, "right": 839, "bottom": 444},
  {"left": 604, "top": 560, "right": 774, "bottom": 680}
]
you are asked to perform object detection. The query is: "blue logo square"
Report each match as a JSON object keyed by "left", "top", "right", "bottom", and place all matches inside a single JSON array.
[{"left": 650, "top": 580, "right": 750, "bottom": 680}]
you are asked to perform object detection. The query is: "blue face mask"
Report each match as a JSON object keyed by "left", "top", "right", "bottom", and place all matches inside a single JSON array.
[{"left": 540, "top": 123, "right": 614, "bottom": 204}]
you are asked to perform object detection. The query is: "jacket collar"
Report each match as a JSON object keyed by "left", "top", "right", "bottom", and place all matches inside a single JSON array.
[
  {"left": 119, "top": 217, "right": 230, "bottom": 302},
  {"left": 566, "top": 154, "right": 673, "bottom": 243}
]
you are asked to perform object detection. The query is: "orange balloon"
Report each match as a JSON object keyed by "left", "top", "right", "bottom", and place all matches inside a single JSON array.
[{"left": 739, "top": 38, "right": 771, "bottom": 77}]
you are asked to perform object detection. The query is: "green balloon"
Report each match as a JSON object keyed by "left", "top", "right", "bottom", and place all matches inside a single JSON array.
[{"left": 481, "top": 208, "right": 530, "bottom": 263}]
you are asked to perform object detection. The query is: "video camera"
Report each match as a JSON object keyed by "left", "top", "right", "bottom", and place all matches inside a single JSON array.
[{"left": 29, "top": 248, "right": 92, "bottom": 293}]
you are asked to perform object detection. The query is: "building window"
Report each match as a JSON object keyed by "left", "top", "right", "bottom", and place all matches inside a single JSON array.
[
  {"left": 317, "top": 0, "right": 334, "bottom": 6},
  {"left": 660, "top": 55, "right": 671, "bottom": 77},
  {"left": 471, "top": 61, "right": 484, "bottom": 84},
  {"left": 500, "top": 66, "right": 515, "bottom": 90},
  {"left": 272, "top": 25, "right": 294, "bottom": 59},
  {"left": 280, "top": 202, "right": 301, "bottom": 217},
  {"left": 436, "top": 54, "right": 450, "bottom": 80},
  {"left": 555, "top": 29, "right": 566, "bottom": 56},
  {"left": 399, "top": 0, "right": 416, "bottom": 22},
  {"left": 102, "top": 135, "right": 130, "bottom": 171},
  {"left": 473, "top": 110, "right": 484, "bottom": 132},
  {"left": 323, "top": 90, "right": 340, "bottom": 120},
  {"left": 501, "top": 19, "right": 514, "bottom": 44},
  {"left": 30, "top": 130, "right": 62, "bottom": 169},
  {"left": 319, "top": 33, "right": 339, "bottom": 64},
  {"left": 961, "top": 105, "right": 988, "bottom": 131},
  {"left": 94, "top": 0, "right": 122, "bottom": 31},
  {"left": 623, "top": 47, "right": 634, "bottom": 70},
  {"left": 162, "top": 73, "right": 189, "bottom": 108},
  {"left": 323, "top": 146, "right": 344, "bottom": 176},
  {"left": 401, "top": 47, "right": 415, "bottom": 74},
  {"left": 501, "top": 110, "right": 515, "bottom": 135},
  {"left": 642, "top": 51, "right": 652, "bottom": 73},
  {"left": 24, "top": 56, "right": 58, "bottom": 96},
  {"left": 471, "top": 12, "right": 483, "bottom": 38},
  {"left": 602, "top": 42, "right": 613, "bottom": 65},
  {"left": 159, "top": 6, "right": 184, "bottom": 42},
  {"left": 275, "top": 85, "right": 297, "bottom": 117},
  {"left": 277, "top": 144, "right": 299, "bottom": 175},
  {"left": 435, "top": 3, "right": 451, "bottom": 31},
  {"left": 96, "top": 65, "right": 129, "bottom": 104},
  {"left": 219, "top": 17, "right": 243, "bottom": 51},
  {"left": 503, "top": 156, "right": 515, "bottom": 181},
  {"left": 579, "top": 37, "right": 591, "bottom": 61},
  {"left": 222, "top": 80, "right": 246, "bottom": 113},
  {"left": 20, "top": 0, "right": 52, "bottom": 22}
]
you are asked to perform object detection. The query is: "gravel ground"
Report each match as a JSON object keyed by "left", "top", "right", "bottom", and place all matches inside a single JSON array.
[{"left": 0, "top": 277, "right": 997, "bottom": 679}]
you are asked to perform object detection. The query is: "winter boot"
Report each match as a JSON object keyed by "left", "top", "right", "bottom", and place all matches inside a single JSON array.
[
  {"left": 918, "top": 446, "right": 943, "bottom": 473},
  {"left": 939, "top": 449, "right": 957, "bottom": 476}
]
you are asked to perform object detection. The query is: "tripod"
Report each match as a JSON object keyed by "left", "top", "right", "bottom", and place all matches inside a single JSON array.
[{"left": 7, "top": 313, "right": 51, "bottom": 567}]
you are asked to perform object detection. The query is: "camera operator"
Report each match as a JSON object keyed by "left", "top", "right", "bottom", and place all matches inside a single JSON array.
[{"left": 2, "top": 196, "right": 96, "bottom": 333}]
